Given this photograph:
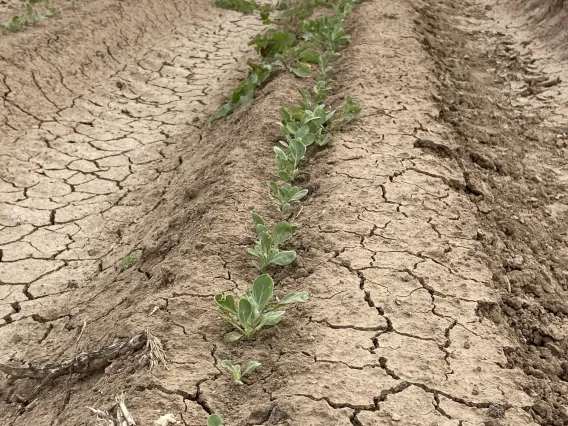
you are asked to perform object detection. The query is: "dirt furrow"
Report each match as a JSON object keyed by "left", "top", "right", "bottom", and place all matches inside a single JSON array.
[{"left": 0, "top": 0, "right": 263, "bottom": 327}]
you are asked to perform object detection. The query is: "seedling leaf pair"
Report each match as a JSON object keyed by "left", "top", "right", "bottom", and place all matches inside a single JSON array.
[
  {"left": 248, "top": 212, "right": 297, "bottom": 271},
  {"left": 210, "top": 61, "right": 273, "bottom": 123},
  {"left": 268, "top": 181, "right": 308, "bottom": 214},
  {"left": 221, "top": 360, "right": 261, "bottom": 385},
  {"left": 214, "top": 274, "right": 308, "bottom": 341},
  {"left": 331, "top": 97, "right": 362, "bottom": 130}
]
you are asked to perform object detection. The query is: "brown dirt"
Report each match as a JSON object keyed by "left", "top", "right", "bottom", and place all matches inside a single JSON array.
[{"left": 0, "top": 0, "right": 567, "bottom": 425}]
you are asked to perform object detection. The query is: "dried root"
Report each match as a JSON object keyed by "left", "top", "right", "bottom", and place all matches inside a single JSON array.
[
  {"left": 0, "top": 329, "right": 168, "bottom": 382},
  {"left": 88, "top": 393, "right": 136, "bottom": 426}
]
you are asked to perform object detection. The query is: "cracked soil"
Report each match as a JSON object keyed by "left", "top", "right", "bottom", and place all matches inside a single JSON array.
[{"left": 0, "top": 0, "right": 567, "bottom": 425}]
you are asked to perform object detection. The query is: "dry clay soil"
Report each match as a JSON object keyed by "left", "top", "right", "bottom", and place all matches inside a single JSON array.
[{"left": 0, "top": 0, "right": 567, "bottom": 425}]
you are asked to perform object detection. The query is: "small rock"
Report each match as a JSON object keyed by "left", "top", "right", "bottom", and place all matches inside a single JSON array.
[
  {"left": 154, "top": 414, "right": 179, "bottom": 426},
  {"left": 487, "top": 404, "right": 505, "bottom": 418},
  {"left": 544, "top": 342, "right": 563, "bottom": 356},
  {"left": 472, "top": 385, "right": 479, "bottom": 395},
  {"left": 478, "top": 201, "right": 493, "bottom": 214},
  {"left": 476, "top": 229, "right": 486, "bottom": 240},
  {"left": 390, "top": 413, "right": 401, "bottom": 422},
  {"left": 464, "top": 342, "right": 471, "bottom": 349}
]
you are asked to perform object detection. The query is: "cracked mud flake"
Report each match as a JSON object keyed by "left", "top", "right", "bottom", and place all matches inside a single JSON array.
[
  {"left": 271, "top": 354, "right": 398, "bottom": 409},
  {"left": 359, "top": 385, "right": 456, "bottom": 425}
]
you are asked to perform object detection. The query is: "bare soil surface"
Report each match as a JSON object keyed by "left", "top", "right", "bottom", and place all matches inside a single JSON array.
[{"left": 0, "top": 0, "right": 566, "bottom": 425}]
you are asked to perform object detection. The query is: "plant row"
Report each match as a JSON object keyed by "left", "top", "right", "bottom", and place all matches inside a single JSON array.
[
  {"left": 208, "top": 0, "right": 363, "bottom": 423},
  {"left": 0, "top": 0, "right": 59, "bottom": 34},
  {"left": 209, "top": 0, "right": 360, "bottom": 123}
]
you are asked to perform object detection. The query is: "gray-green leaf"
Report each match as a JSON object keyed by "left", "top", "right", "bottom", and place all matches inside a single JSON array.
[
  {"left": 238, "top": 298, "right": 253, "bottom": 326},
  {"left": 276, "top": 291, "right": 309, "bottom": 305},
  {"left": 224, "top": 330, "right": 243, "bottom": 342},
  {"left": 243, "top": 360, "right": 261, "bottom": 375},
  {"left": 262, "top": 310, "right": 285, "bottom": 326},
  {"left": 215, "top": 294, "right": 237, "bottom": 315},
  {"left": 271, "top": 250, "right": 296, "bottom": 266},
  {"left": 250, "top": 211, "right": 264, "bottom": 226},
  {"left": 252, "top": 274, "right": 274, "bottom": 311},
  {"left": 207, "top": 415, "right": 224, "bottom": 426}
]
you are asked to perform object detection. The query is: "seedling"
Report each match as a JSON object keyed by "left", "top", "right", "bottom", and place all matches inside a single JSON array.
[
  {"left": 274, "top": 138, "right": 306, "bottom": 181},
  {"left": 121, "top": 253, "right": 136, "bottom": 269},
  {"left": 0, "top": 15, "right": 26, "bottom": 33},
  {"left": 25, "top": 3, "right": 41, "bottom": 25},
  {"left": 248, "top": 212, "right": 297, "bottom": 271},
  {"left": 214, "top": 273, "right": 308, "bottom": 341},
  {"left": 316, "top": 50, "right": 337, "bottom": 89},
  {"left": 249, "top": 29, "right": 296, "bottom": 60},
  {"left": 213, "top": 0, "right": 259, "bottom": 14},
  {"left": 268, "top": 181, "right": 308, "bottom": 214},
  {"left": 280, "top": 89, "right": 335, "bottom": 147},
  {"left": 300, "top": 16, "right": 350, "bottom": 53},
  {"left": 221, "top": 360, "right": 261, "bottom": 385},
  {"left": 210, "top": 60, "right": 272, "bottom": 123},
  {"left": 41, "top": 0, "right": 59, "bottom": 17},
  {"left": 207, "top": 415, "right": 224, "bottom": 426},
  {"left": 331, "top": 97, "right": 362, "bottom": 130}
]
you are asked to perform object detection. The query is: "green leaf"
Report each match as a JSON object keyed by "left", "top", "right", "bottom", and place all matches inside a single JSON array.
[
  {"left": 295, "top": 125, "right": 309, "bottom": 139},
  {"left": 238, "top": 298, "right": 253, "bottom": 326},
  {"left": 272, "top": 222, "right": 296, "bottom": 246},
  {"left": 291, "top": 62, "right": 311, "bottom": 78},
  {"left": 302, "top": 133, "right": 315, "bottom": 146},
  {"left": 247, "top": 247, "right": 260, "bottom": 258},
  {"left": 262, "top": 310, "right": 285, "bottom": 326},
  {"left": 272, "top": 250, "right": 296, "bottom": 266},
  {"left": 252, "top": 274, "right": 274, "bottom": 311},
  {"left": 290, "top": 189, "right": 308, "bottom": 201},
  {"left": 220, "top": 360, "right": 234, "bottom": 370},
  {"left": 243, "top": 360, "right": 261, "bottom": 375},
  {"left": 209, "top": 104, "right": 233, "bottom": 123},
  {"left": 289, "top": 139, "right": 306, "bottom": 164},
  {"left": 276, "top": 291, "right": 309, "bottom": 305},
  {"left": 215, "top": 294, "right": 237, "bottom": 315},
  {"left": 207, "top": 415, "right": 224, "bottom": 426},
  {"left": 250, "top": 211, "right": 264, "bottom": 226},
  {"left": 224, "top": 331, "right": 243, "bottom": 342}
]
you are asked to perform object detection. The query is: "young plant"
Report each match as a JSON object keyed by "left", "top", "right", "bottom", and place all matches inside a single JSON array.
[
  {"left": 213, "top": 0, "right": 259, "bottom": 14},
  {"left": 267, "top": 181, "right": 308, "bottom": 214},
  {"left": 214, "top": 273, "right": 308, "bottom": 341},
  {"left": 316, "top": 50, "right": 337, "bottom": 90},
  {"left": 121, "top": 253, "right": 136, "bottom": 269},
  {"left": 207, "top": 415, "right": 224, "bottom": 426},
  {"left": 210, "top": 60, "right": 272, "bottom": 123},
  {"left": 221, "top": 360, "right": 261, "bottom": 385},
  {"left": 280, "top": 89, "right": 335, "bottom": 147},
  {"left": 331, "top": 97, "right": 362, "bottom": 130},
  {"left": 249, "top": 29, "right": 296, "bottom": 60},
  {"left": 1, "top": 16, "right": 24, "bottom": 33},
  {"left": 300, "top": 16, "right": 350, "bottom": 53},
  {"left": 275, "top": 41, "right": 320, "bottom": 78},
  {"left": 274, "top": 138, "right": 306, "bottom": 181},
  {"left": 41, "top": 1, "right": 59, "bottom": 17},
  {"left": 248, "top": 212, "right": 297, "bottom": 271},
  {"left": 25, "top": 3, "right": 42, "bottom": 25}
]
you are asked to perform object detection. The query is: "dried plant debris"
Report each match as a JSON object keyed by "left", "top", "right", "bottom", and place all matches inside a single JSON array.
[
  {"left": 0, "top": 330, "right": 167, "bottom": 381},
  {"left": 88, "top": 394, "right": 136, "bottom": 426}
]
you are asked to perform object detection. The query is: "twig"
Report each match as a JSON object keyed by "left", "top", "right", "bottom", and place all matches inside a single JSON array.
[{"left": 0, "top": 331, "right": 148, "bottom": 381}]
